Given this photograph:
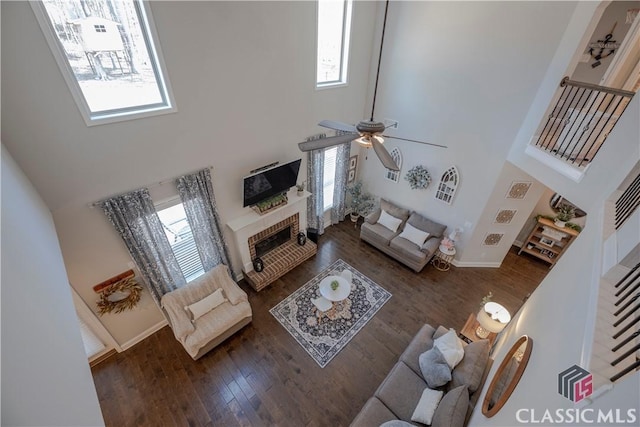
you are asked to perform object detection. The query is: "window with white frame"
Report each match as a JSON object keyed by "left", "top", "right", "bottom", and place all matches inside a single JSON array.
[
  {"left": 31, "top": 0, "right": 175, "bottom": 126},
  {"left": 316, "top": 0, "right": 353, "bottom": 87},
  {"left": 156, "top": 202, "right": 205, "bottom": 283},
  {"left": 322, "top": 147, "right": 338, "bottom": 210}
]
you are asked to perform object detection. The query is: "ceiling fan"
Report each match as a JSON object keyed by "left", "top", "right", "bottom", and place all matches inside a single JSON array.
[{"left": 298, "top": 0, "right": 446, "bottom": 171}]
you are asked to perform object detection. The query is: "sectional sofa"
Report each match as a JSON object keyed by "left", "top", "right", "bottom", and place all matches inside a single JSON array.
[{"left": 351, "top": 324, "right": 492, "bottom": 427}]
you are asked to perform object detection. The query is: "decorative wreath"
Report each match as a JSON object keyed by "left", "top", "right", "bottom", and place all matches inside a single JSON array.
[
  {"left": 97, "top": 277, "right": 143, "bottom": 315},
  {"left": 404, "top": 165, "right": 432, "bottom": 190}
]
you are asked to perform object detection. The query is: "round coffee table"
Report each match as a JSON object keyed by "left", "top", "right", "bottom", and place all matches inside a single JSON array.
[{"left": 319, "top": 275, "right": 350, "bottom": 301}]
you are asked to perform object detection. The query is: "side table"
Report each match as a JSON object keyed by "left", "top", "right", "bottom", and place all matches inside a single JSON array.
[
  {"left": 459, "top": 313, "right": 497, "bottom": 346},
  {"left": 432, "top": 245, "right": 456, "bottom": 271}
]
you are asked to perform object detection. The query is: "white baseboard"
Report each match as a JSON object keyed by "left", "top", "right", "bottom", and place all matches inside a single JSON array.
[
  {"left": 451, "top": 259, "right": 502, "bottom": 268},
  {"left": 120, "top": 319, "right": 168, "bottom": 351}
]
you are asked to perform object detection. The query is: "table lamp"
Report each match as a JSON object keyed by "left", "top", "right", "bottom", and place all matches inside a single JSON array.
[
  {"left": 440, "top": 227, "right": 464, "bottom": 252},
  {"left": 476, "top": 301, "right": 511, "bottom": 338}
]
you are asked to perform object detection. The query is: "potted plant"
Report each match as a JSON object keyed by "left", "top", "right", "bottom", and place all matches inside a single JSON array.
[
  {"left": 296, "top": 182, "right": 305, "bottom": 196},
  {"left": 554, "top": 203, "right": 575, "bottom": 228},
  {"left": 347, "top": 181, "right": 375, "bottom": 222}
]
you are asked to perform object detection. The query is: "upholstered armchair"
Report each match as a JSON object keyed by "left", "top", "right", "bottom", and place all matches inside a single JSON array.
[{"left": 161, "top": 264, "right": 252, "bottom": 360}]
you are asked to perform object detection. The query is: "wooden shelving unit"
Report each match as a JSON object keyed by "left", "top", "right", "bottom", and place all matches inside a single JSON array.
[{"left": 518, "top": 217, "right": 580, "bottom": 268}]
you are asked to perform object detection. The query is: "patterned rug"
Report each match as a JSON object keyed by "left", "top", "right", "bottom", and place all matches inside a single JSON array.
[{"left": 270, "top": 259, "right": 391, "bottom": 368}]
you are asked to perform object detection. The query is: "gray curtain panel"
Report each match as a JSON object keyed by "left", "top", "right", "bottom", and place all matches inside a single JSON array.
[
  {"left": 176, "top": 168, "right": 236, "bottom": 279},
  {"left": 330, "top": 139, "right": 350, "bottom": 225},
  {"left": 307, "top": 149, "right": 326, "bottom": 234},
  {"left": 100, "top": 188, "right": 186, "bottom": 305}
]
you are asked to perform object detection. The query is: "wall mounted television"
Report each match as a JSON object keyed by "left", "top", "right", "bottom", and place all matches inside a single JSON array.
[{"left": 243, "top": 159, "right": 301, "bottom": 207}]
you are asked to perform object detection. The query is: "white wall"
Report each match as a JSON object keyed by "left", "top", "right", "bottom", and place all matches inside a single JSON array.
[
  {"left": 1, "top": 1, "right": 378, "bottom": 346},
  {"left": 469, "top": 96, "right": 640, "bottom": 426},
  {"left": 1, "top": 145, "right": 105, "bottom": 427},
  {"left": 356, "top": 1, "right": 579, "bottom": 263},
  {"left": 456, "top": 162, "right": 547, "bottom": 266}
]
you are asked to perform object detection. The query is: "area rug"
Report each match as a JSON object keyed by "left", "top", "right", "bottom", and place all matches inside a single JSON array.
[{"left": 270, "top": 259, "right": 391, "bottom": 368}]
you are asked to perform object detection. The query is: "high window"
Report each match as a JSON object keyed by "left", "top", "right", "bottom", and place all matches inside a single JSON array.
[
  {"left": 316, "top": 0, "right": 353, "bottom": 88},
  {"left": 31, "top": 0, "right": 175, "bottom": 125},
  {"left": 156, "top": 202, "right": 205, "bottom": 283},
  {"left": 322, "top": 147, "right": 338, "bottom": 210}
]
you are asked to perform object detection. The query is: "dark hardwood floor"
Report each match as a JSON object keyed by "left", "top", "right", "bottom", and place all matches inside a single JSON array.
[{"left": 91, "top": 219, "right": 549, "bottom": 427}]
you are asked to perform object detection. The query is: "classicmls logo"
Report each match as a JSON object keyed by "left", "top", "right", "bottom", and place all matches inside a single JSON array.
[{"left": 558, "top": 365, "right": 593, "bottom": 402}]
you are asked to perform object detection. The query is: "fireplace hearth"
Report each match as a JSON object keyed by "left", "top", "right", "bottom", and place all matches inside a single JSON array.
[{"left": 227, "top": 192, "right": 317, "bottom": 292}]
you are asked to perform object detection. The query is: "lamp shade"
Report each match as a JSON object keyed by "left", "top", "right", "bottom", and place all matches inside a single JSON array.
[
  {"left": 448, "top": 227, "right": 463, "bottom": 242},
  {"left": 477, "top": 302, "right": 511, "bottom": 333}
]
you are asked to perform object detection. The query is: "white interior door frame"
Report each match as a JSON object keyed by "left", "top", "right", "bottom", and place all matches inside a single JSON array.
[{"left": 600, "top": 8, "right": 640, "bottom": 90}]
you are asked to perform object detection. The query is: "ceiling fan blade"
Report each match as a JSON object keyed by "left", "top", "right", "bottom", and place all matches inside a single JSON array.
[
  {"left": 381, "top": 134, "right": 448, "bottom": 149},
  {"left": 318, "top": 120, "right": 358, "bottom": 133},
  {"left": 298, "top": 133, "right": 355, "bottom": 152},
  {"left": 371, "top": 138, "right": 400, "bottom": 171}
]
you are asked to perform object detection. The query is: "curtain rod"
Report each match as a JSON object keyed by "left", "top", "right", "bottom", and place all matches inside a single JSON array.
[{"left": 89, "top": 166, "right": 214, "bottom": 208}]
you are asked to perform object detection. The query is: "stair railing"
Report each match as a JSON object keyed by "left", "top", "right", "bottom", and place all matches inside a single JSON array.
[{"left": 532, "top": 77, "right": 635, "bottom": 168}]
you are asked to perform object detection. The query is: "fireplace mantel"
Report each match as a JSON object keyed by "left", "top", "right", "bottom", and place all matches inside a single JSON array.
[{"left": 227, "top": 189, "right": 312, "bottom": 273}]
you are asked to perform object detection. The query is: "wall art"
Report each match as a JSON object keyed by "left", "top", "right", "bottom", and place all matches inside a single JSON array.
[
  {"left": 385, "top": 147, "right": 402, "bottom": 183},
  {"left": 506, "top": 181, "right": 531, "bottom": 199},
  {"left": 494, "top": 209, "right": 517, "bottom": 224},
  {"left": 405, "top": 165, "right": 431, "bottom": 190},
  {"left": 483, "top": 233, "right": 504, "bottom": 246},
  {"left": 435, "top": 166, "right": 460, "bottom": 205}
]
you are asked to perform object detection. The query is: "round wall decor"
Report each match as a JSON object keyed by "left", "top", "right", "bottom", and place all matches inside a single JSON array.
[
  {"left": 404, "top": 165, "right": 431, "bottom": 190},
  {"left": 97, "top": 277, "right": 143, "bottom": 315}
]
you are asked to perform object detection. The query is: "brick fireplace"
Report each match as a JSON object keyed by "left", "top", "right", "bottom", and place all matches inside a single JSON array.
[
  {"left": 226, "top": 190, "right": 317, "bottom": 292},
  {"left": 248, "top": 214, "right": 299, "bottom": 260}
]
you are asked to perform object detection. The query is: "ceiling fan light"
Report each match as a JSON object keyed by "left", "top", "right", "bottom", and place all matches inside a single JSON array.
[
  {"left": 355, "top": 134, "right": 384, "bottom": 148},
  {"left": 355, "top": 135, "right": 372, "bottom": 147}
]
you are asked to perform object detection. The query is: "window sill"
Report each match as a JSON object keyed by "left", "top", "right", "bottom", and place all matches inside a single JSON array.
[
  {"left": 315, "top": 82, "right": 348, "bottom": 91},
  {"left": 86, "top": 105, "right": 178, "bottom": 127}
]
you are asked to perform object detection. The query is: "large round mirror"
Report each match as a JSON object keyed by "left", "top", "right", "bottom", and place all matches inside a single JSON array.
[{"left": 482, "top": 335, "right": 533, "bottom": 417}]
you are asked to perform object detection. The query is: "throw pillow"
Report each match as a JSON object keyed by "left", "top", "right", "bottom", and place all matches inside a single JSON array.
[
  {"left": 380, "top": 421, "right": 415, "bottom": 427},
  {"left": 431, "top": 385, "right": 469, "bottom": 427},
  {"left": 377, "top": 210, "right": 403, "bottom": 232},
  {"left": 410, "top": 387, "right": 444, "bottom": 425},
  {"left": 381, "top": 198, "right": 411, "bottom": 221},
  {"left": 451, "top": 339, "right": 490, "bottom": 392},
  {"left": 434, "top": 328, "right": 465, "bottom": 369},
  {"left": 407, "top": 212, "right": 446, "bottom": 238},
  {"left": 419, "top": 346, "right": 452, "bottom": 388},
  {"left": 398, "top": 222, "right": 430, "bottom": 247},
  {"left": 184, "top": 288, "right": 226, "bottom": 321}
]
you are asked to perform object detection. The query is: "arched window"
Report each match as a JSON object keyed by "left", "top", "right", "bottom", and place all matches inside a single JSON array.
[
  {"left": 435, "top": 166, "right": 459, "bottom": 205},
  {"left": 385, "top": 147, "right": 402, "bottom": 183}
]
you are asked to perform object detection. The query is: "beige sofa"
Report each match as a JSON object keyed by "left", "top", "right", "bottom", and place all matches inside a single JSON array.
[
  {"left": 161, "top": 265, "right": 252, "bottom": 360},
  {"left": 351, "top": 324, "right": 492, "bottom": 427},
  {"left": 360, "top": 199, "right": 447, "bottom": 272}
]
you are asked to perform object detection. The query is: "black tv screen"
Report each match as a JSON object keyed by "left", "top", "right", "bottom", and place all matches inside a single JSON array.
[{"left": 243, "top": 159, "right": 301, "bottom": 207}]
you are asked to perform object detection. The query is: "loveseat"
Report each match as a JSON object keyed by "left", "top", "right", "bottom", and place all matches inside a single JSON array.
[
  {"left": 161, "top": 264, "right": 252, "bottom": 360},
  {"left": 351, "top": 324, "right": 491, "bottom": 427},
  {"left": 360, "top": 199, "right": 447, "bottom": 272}
]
